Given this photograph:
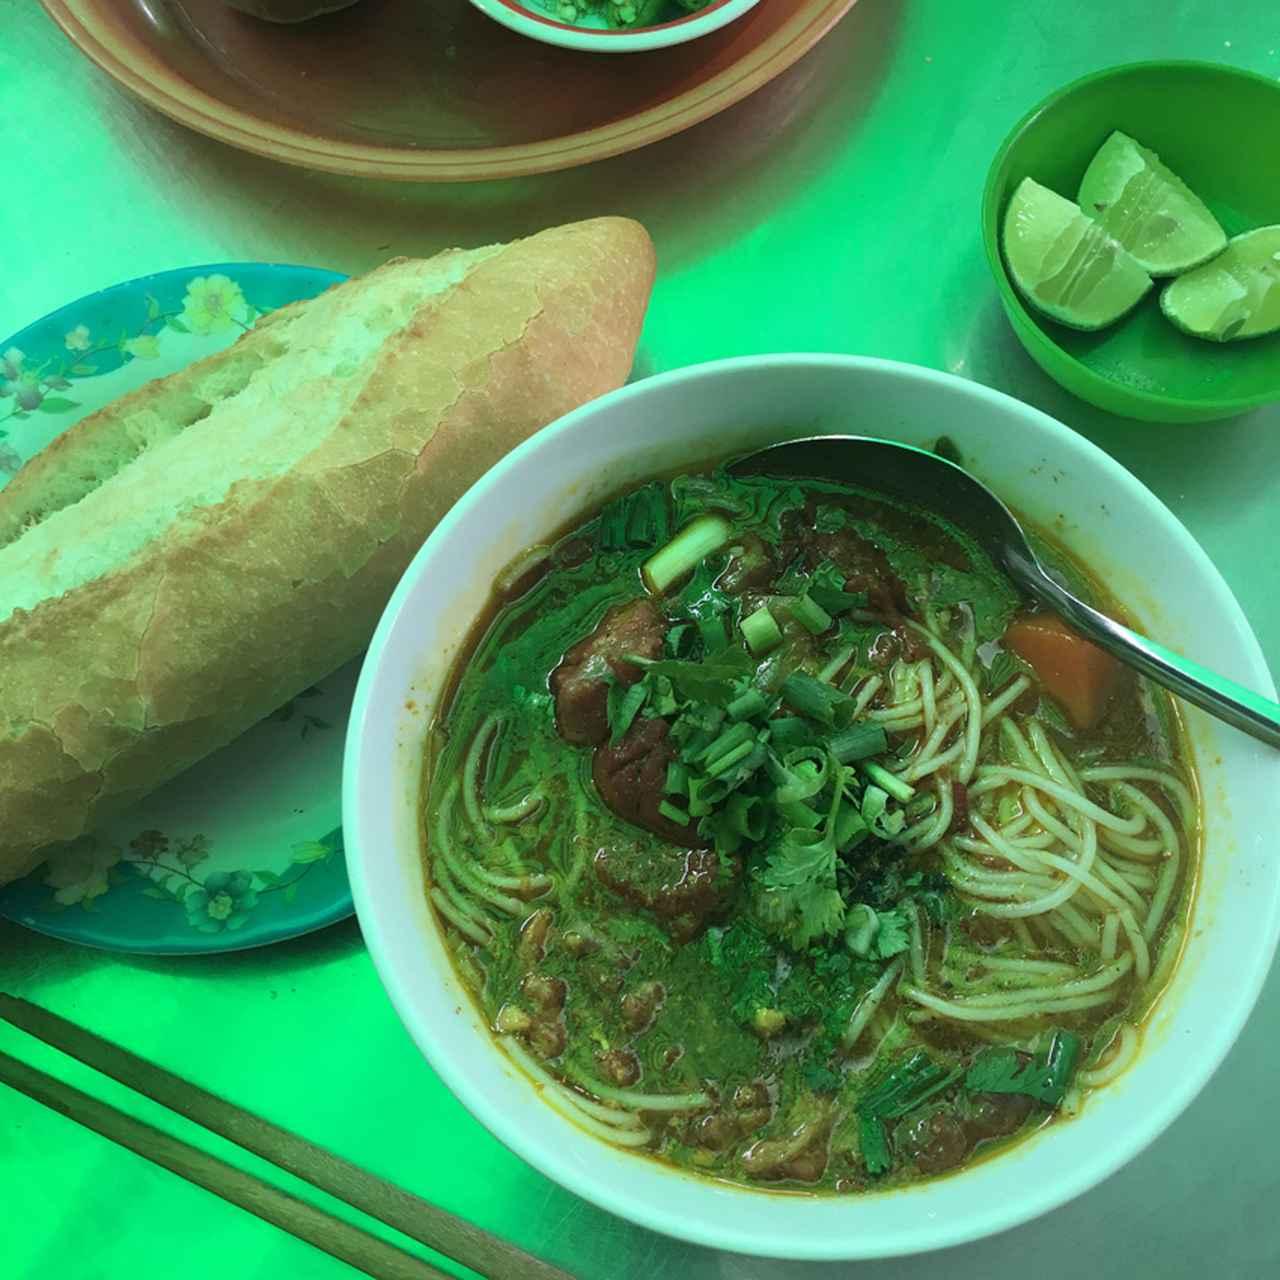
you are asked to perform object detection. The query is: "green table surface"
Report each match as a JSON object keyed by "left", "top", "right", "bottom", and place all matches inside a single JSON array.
[{"left": 3, "top": 3, "right": 1279, "bottom": 1277}]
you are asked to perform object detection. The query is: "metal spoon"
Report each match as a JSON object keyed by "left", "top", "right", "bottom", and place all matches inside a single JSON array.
[{"left": 731, "top": 435, "right": 1280, "bottom": 749}]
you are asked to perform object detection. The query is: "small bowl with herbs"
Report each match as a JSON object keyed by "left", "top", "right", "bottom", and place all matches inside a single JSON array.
[
  {"left": 983, "top": 61, "right": 1280, "bottom": 422},
  {"left": 468, "top": 0, "right": 759, "bottom": 52}
]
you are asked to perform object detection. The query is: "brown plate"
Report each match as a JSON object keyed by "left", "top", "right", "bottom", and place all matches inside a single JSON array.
[{"left": 42, "top": 0, "right": 859, "bottom": 181}]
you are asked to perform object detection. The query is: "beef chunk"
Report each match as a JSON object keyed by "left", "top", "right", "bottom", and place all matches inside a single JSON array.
[
  {"left": 718, "top": 533, "right": 778, "bottom": 594},
  {"left": 741, "top": 1110, "right": 832, "bottom": 1183},
  {"left": 595, "top": 1048, "right": 641, "bottom": 1087},
  {"left": 899, "top": 1108, "right": 971, "bottom": 1176},
  {"left": 592, "top": 717, "right": 695, "bottom": 844},
  {"left": 620, "top": 981, "right": 666, "bottom": 1033},
  {"left": 594, "top": 840, "right": 738, "bottom": 942},
  {"left": 551, "top": 599, "right": 666, "bottom": 746},
  {"left": 965, "top": 1091, "right": 1035, "bottom": 1144}
]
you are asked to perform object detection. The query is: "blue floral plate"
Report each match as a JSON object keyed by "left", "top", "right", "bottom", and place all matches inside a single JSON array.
[{"left": 0, "top": 263, "right": 358, "bottom": 955}]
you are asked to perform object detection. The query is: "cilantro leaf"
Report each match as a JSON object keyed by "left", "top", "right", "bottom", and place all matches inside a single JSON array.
[
  {"left": 757, "top": 830, "right": 845, "bottom": 948},
  {"left": 983, "top": 648, "right": 1028, "bottom": 694},
  {"left": 636, "top": 647, "right": 756, "bottom": 707},
  {"left": 870, "top": 907, "right": 912, "bottom": 960},
  {"left": 965, "top": 1031, "right": 1082, "bottom": 1105},
  {"left": 1036, "top": 696, "right": 1075, "bottom": 739}
]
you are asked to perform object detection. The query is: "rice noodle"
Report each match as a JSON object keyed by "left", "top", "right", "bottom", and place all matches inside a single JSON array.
[
  {"left": 1080, "top": 765, "right": 1195, "bottom": 829},
  {"left": 1145, "top": 848, "right": 1182, "bottom": 941},
  {"left": 429, "top": 889, "right": 492, "bottom": 945},
  {"left": 1117, "top": 908, "right": 1151, "bottom": 980},
  {"left": 843, "top": 958, "right": 904, "bottom": 1049},
  {"left": 945, "top": 955, "right": 1132, "bottom": 1007},
  {"left": 462, "top": 714, "right": 503, "bottom": 832},
  {"left": 901, "top": 984, "right": 1114, "bottom": 1022},
  {"left": 483, "top": 789, "right": 546, "bottom": 825},
  {"left": 502, "top": 1038, "right": 653, "bottom": 1147},
  {"left": 852, "top": 675, "right": 884, "bottom": 717},
  {"left": 967, "top": 955, "right": 1079, "bottom": 978},
  {"left": 902, "top": 735, "right": 966, "bottom": 785},
  {"left": 904, "top": 621, "right": 983, "bottom": 782},
  {"left": 919, "top": 661, "right": 937, "bottom": 736},
  {"left": 903, "top": 777, "right": 954, "bottom": 850},
  {"left": 1077, "top": 1023, "right": 1140, "bottom": 1089},
  {"left": 1100, "top": 913, "right": 1120, "bottom": 962},
  {"left": 434, "top": 794, "right": 527, "bottom": 916},
  {"left": 1049, "top": 901, "right": 1100, "bottom": 948},
  {"left": 972, "top": 768, "right": 1147, "bottom": 834},
  {"left": 980, "top": 675, "right": 1031, "bottom": 725}
]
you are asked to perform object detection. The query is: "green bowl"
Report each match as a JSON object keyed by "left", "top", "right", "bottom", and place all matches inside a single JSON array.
[{"left": 983, "top": 61, "right": 1280, "bottom": 423}]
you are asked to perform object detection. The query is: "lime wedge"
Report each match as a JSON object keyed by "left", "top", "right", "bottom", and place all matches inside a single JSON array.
[
  {"left": 1003, "top": 177, "right": 1153, "bottom": 330},
  {"left": 1161, "top": 225, "right": 1280, "bottom": 342},
  {"left": 1078, "top": 131, "right": 1227, "bottom": 276}
]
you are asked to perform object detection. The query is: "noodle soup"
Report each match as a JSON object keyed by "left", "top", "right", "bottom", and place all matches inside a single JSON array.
[{"left": 421, "top": 461, "right": 1196, "bottom": 1192}]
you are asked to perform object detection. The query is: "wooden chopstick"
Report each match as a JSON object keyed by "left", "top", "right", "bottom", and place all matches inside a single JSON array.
[
  {"left": 0, "top": 995, "right": 572, "bottom": 1280},
  {"left": 0, "top": 1048, "right": 451, "bottom": 1280}
]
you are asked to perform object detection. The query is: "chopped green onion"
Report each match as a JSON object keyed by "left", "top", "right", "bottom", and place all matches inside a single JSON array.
[
  {"left": 845, "top": 903, "right": 878, "bottom": 957},
  {"left": 859, "top": 1112, "right": 892, "bottom": 1176},
  {"left": 598, "top": 497, "right": 628, "bottom": 552},
  {"left": 780, "top": 672, "right": 855, "bottom": 727},
  {"left": 905, "top": 791, "right": 938, "bottom": 819},
  {"left": 725, "top": 792, "right": 767, "bottom": 841},
  {"left": 788, "top": 594, "right": 834, "bottom": 635},
  {"left": 861, "top": 785, "right": 908, "bottom": 838},
  {"left": 599, "top": 484, "right": 670, "bottom": 552},
  {"left": 658, "top": 800, "right": 690, "bottom": 826},
  {"left": 835, "top": 804, "right": 869, "bottom": 851},
  {"left": 862, "top": 1051, "right": 958, "bottom": 1120},
  {"left": 727, "top": 687, "right": 769, "bottom": 722},
  {"left": 741, "top": 605, "right": 784, "bottom": 656},
  {"left": 607, "top": 681, "right": 649, "bottom": 746},
  {"left": 686, "top": 775, "right": 716, "bottom": 817},
  {"left": 774, "top": 764, "right": 824, "bottom": 807},
  {"left": 829, "top": 722, "right": 889, "bottom": 764},
  {"left": 767, "top": 716, "right": 812, "bottom": 747},
  {"left": 665, "top": 761, "right": 689, "bottom": 796},
  {"left": 1044, "top": 1030, "right": 1082, "bottom": 1097},
  {"left": 679, "top": 726, "right": 717, "bottom": 760},
  {"left": 778, "top": 800, "right": 823, "bottom": 830},
  {"left": 862, "top": 760, "right": 915, "bottom": 803},
  {"left": 696, "top": 614, "right": 729, "bottom": 654},
  {"left": 699, "top": 721, "right": 755, "bottom": 767},
  {"left": 814, "top": 505, "right": 847, "bottom": 533},
  {"left": 626, "top": 483, "right": 670, "bottom": 548},
  {"left": 643, "top": 514, "right": 734, "bottom": 594},
  {"left": 705, "top": 739, "right": 757, "bottom": 779}
]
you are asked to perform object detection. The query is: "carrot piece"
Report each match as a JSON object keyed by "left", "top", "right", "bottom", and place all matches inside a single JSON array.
[{"left": 1003, "top": 613, "right": 1120, "bottom": 730}]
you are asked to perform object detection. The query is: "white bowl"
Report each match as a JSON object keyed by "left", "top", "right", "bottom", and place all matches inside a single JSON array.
[
  {"left": 467, "top": 0, "right": 760, "bottom": 53},
  {"left": 344, "top": 355, "right": 1280, "bottom": 1260}
]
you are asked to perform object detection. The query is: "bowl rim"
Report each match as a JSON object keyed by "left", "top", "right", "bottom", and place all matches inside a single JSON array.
[
  {"left": 470, "top": 0, "right": 760, "bottom": 51},
  {"left": 981, "top": 58, "right": 1280, "bottom": 419},
  {"left": 345, "top": 353, "right": 1280, "bottom": 1258}
]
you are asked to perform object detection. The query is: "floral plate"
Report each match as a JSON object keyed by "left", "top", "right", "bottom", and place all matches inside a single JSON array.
[{"left": 0, "top": 263, "right": 359, "bottom": 954}]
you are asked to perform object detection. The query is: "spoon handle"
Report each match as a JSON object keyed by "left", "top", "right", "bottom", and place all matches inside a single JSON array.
[{"left": 1027, "top": 571, "right": 1280, "bottom": 749}]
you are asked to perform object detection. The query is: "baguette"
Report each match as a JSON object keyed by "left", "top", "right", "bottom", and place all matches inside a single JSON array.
[{"left": 0, "top": 217, "right": 656, "bottom": 885}]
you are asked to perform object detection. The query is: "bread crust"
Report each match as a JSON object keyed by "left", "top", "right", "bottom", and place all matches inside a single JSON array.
[{"left": 0, "top": 217, "right": 655, "bottom": 882}]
